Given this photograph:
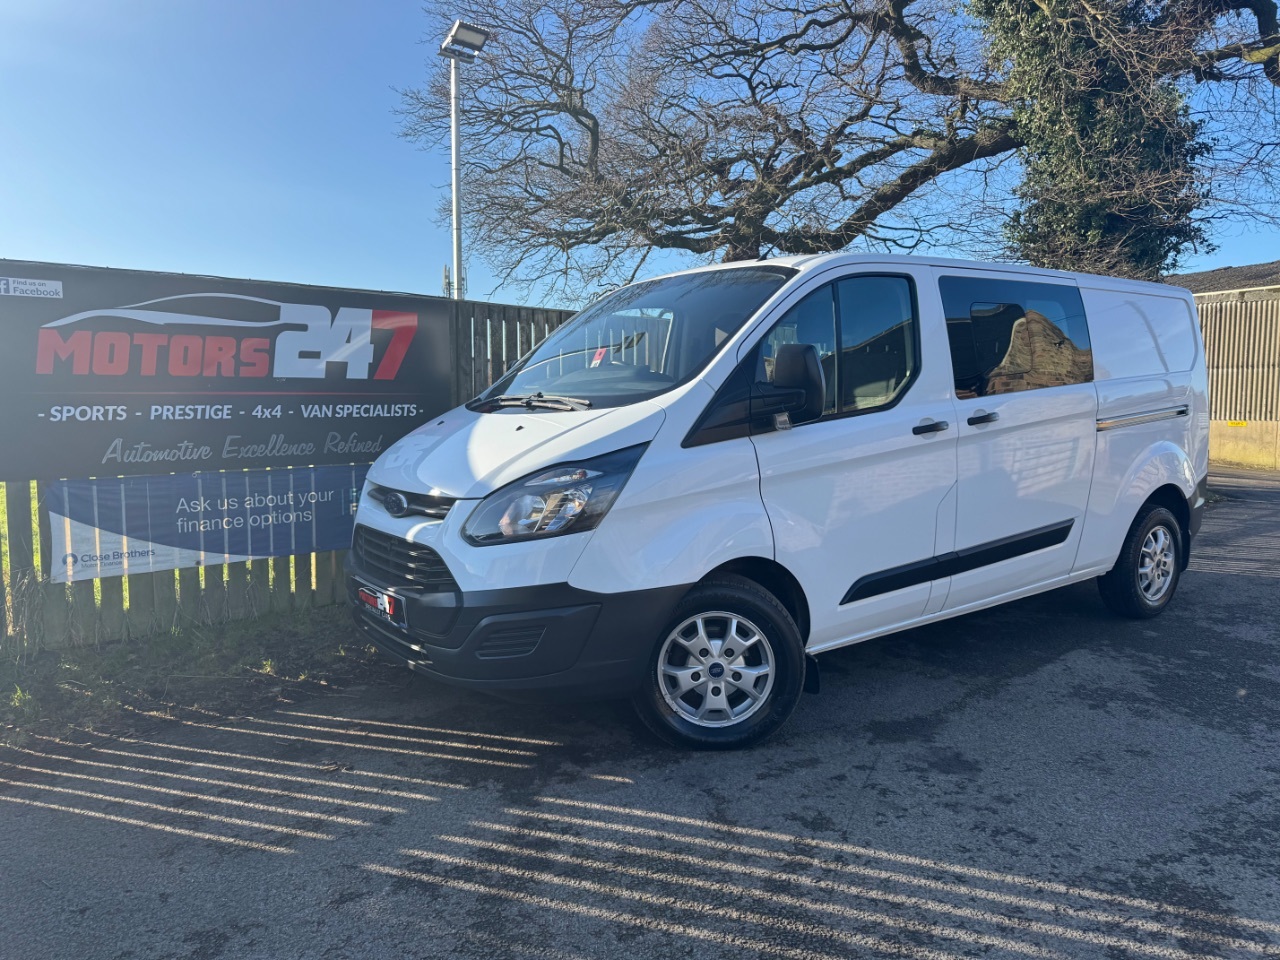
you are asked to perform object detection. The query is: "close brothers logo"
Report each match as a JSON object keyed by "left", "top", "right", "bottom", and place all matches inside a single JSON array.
[
  {"left": 61, "top": 553, "right": 78, "bottom": 568},
  {"left": 34, "top": 294, "right": 419, "bottom": 381}
]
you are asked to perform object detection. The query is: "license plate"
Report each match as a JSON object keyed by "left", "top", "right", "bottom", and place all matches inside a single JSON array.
[{"left": 357, "top": 586, "right": 406, "bottom": 627}]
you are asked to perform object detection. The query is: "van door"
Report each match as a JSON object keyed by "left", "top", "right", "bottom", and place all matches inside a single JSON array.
[
  {"left": 936, "top": 271, "right": 1098, "bottom": 611},
  {"left": 750, "top": 268, "right": 959, "bottom": 650}
]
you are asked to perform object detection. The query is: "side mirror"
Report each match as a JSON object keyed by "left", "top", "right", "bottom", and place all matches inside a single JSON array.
[{"left": 770, "top": 343, "right": 826, "bottom": 424}]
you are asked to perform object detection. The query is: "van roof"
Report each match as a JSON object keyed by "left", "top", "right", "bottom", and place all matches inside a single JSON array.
[{"left": 655, "top": 252, "right": 1194, "bottom": 298}]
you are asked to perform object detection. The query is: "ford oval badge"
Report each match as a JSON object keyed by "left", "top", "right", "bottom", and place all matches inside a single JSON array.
[{"left": 383, "top": 491, "right": 410, "bottom": 518}]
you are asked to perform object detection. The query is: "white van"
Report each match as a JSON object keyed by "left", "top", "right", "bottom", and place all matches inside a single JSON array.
[{"left": 346, "top": 254, "right": 1208, "bottom": 748}]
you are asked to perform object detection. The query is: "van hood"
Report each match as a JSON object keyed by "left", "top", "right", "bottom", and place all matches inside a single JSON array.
[{"left": 366, "top": 401, "right": 667, "bottom": 499}]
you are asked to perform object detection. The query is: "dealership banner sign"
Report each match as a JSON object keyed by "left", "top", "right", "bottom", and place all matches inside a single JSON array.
[
  {"left": 47, "top": 465, "right": 369, "bottom": 583},
  {"left": 1, "top": 259, "right": 455, "bottom": 480}
]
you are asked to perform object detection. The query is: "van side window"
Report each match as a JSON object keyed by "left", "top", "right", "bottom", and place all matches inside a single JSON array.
[
  {"left": 939, "top": 276, "right": 1093, "bottom": 398},
  {"left": 758, "top": 275, "right": 920, "bottom": 418},
  {"left": 836, "top": 276, "right": 918, "bottom": 412},
  {"left": 759, "top": 284, "right": 838, "bottom": 415}
]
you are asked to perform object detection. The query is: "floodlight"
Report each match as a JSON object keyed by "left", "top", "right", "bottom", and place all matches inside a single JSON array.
[{"left": 440, "top": 20, "right": 489, "bottom": 61}]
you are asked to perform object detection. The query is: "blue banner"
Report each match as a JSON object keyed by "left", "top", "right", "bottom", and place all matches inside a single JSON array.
[{"left": 47, "top": 465, "right": 368, "bottom": 582}]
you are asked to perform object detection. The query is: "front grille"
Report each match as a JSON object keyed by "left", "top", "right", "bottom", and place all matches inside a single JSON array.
[
  {"left": 367, "top": 484, "right": 455, "bottom": 520},
  {"left": 352, "top": 525, "right": 459, "bottom": 592},
  {"left": 475, "top": 625, "right": 545, "bottom": 660}
]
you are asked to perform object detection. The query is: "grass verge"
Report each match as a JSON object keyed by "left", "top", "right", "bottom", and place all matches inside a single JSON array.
[{"left": 0, "top": 607, "right": 392, "bottom": 745}]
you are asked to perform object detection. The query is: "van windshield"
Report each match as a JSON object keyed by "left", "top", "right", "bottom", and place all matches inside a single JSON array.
[{"left": 472, "top": 266, "right": 795, "bottom": 410}]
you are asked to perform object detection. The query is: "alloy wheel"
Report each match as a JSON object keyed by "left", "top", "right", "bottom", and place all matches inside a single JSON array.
[{"left": 656, "top": 611, "right": 775, "bottom": 727}]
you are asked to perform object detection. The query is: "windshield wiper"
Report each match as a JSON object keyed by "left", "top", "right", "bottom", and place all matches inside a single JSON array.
[{"left": 488, "top": 392, "right": 593, "bottom": 411}]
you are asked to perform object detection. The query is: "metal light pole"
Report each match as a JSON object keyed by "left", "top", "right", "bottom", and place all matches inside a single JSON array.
[
  {"left": 449, "top": 55, "right": 463, "bottom": 300},
  {"left": 439, "top": 20, "right": 490, "bottom": 301}
]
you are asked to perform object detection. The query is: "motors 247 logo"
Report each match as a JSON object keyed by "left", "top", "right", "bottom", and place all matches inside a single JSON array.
[{"left": 34, "top": 293, "right": 418, "bottom": 380}]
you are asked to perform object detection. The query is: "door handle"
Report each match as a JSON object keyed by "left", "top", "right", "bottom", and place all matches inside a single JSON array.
[
  {"left": 966, "top": 411, "right": 1000, "bottom": 426},
  {"left": 912, "top": 419, "right": 950, "bottom": 436}
]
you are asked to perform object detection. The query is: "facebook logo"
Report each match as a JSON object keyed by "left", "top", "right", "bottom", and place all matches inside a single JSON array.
[{"left": 0, "top": 278, "right": 9, "bottom": 295}]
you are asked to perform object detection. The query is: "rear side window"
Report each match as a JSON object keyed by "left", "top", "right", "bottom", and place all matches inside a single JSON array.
[
  {"left": 759, "top": 274, "right": 920, "bottom": 418},
  {"left": 939, "top": 276, "right": 1093, "bottom": 398},
  {"left": 1079, "top": 287, "right": 1196, "bottom": 379}
]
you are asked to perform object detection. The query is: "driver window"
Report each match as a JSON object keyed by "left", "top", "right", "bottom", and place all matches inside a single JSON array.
[{"left": 758, "top": 284, "right": 838, "bottom": 416}]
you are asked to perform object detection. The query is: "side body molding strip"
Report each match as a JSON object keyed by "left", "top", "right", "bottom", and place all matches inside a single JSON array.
[
  {"left": 1096, "top": 405, "right": 1189, "bottom": 432},
  {"left": 841, "top": 519, "right": 1076, "bottom": 605}
]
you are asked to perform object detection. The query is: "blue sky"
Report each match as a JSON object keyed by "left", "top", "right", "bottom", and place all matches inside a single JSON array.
[{"left": 0, "top": 1, "right": 1271, "bottom": 306}]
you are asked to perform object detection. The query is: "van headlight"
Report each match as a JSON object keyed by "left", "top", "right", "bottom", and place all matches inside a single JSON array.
[{"left": 462, "top": 444, "right": 648, "bottom": 546}]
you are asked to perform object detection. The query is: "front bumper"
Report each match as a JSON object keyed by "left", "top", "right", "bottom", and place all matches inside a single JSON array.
[{"left": 345, "top": 551, "right": 689, "bottom": 697}]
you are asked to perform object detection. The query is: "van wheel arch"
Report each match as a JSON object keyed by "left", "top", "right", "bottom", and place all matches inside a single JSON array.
[
  {"left": 1138, "top": 483, "right": 1192, "bottom": 571},
  {"left": 705, "top": 557, "right": 810, "bottom": 643}
]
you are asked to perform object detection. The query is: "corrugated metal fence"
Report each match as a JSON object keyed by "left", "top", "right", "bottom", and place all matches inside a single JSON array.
[
  {"left": 0, "top": 302, "right": 570, "bottom": 653},
  {"left": 1195, "top": 288, "right": 1280, "bottom": 421}
]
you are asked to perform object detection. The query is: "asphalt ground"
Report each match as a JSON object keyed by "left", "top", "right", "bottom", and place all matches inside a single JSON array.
[{"left": 2, "top": 471, "right": 1279, "bottom": 960}]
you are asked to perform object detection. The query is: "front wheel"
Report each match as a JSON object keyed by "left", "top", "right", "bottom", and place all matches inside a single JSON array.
[
  {"left": 631, "top": 575, "right": 805, "bottom": 749},
  {"left": 1097, "top": 505, "right": 1183, "bottom": 619}
]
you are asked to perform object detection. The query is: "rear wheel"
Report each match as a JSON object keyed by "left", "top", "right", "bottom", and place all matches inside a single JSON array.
[
  {"left": 1098, "top": 505, "right": 1183, "bottom": 619},
  {"left": 631, "top": 575, "right": 805, "bottom": 749}
]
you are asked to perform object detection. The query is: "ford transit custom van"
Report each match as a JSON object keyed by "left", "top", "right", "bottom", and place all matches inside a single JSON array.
[{"left": 346, "top": 255, "right": 1209, "bottom": 748}]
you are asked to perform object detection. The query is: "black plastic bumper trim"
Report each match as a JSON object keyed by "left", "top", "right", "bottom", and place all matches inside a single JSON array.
[
  {"left": 346, "top": 554, "right": 691, "bottom": 696},
  {"left": 1188, "top": 475, "right": 1208, "bottom": 540},
  {"left": 1184, "top": 475, "right": 1208, "bottom": 570}
]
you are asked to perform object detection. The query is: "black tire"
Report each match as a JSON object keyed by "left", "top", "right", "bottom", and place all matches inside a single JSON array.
[
  {"left": 1097, "top": 505, "right": 1183, "bottom": 619},
  {"left": 631, "top": 574, "right": 805, "bottom": 750}
]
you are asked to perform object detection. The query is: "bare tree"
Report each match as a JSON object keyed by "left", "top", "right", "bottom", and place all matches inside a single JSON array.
[{"left": 400, "top": 0, "right": 1280, "bottom": 299}]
